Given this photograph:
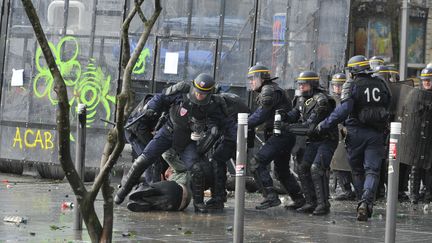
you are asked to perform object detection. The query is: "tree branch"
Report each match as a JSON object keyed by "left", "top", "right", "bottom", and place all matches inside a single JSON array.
[
  {"left": 121, "top": 0, "right": 145, "bottom": 70},
  {"left": 20, "top": 0, "right": 87, "bottom": 203},
  {"left": 90, "top": 0, "right": 162, "bottom": 199},
  {"left": 136, "top": 0, "right": 148, "bottom": 23}
]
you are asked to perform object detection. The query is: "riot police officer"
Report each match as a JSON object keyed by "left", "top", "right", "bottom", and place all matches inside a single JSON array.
[
  {"left": 276, "top": 71, "right": 338, "bottom": 215},
  {"left": 115, "top": 73, "right": 227, "bottom": 214},
  {"left": 316, "top": 55, "right": 391, "bottom": 221},
  {"left": 329, "top": 73, "right": 355, "bottom": 201},
  {"left": 369, "top": 56, "right": 385, "bottom": 71},
  {"left": 409, "top": 67, "right": 432, "bottom": 203},
  {"left": 205, "top": 92, "right": 250, "bottom": 210},
  {"left": 247, "top": 64, "right": 305, "bottom": 210},
  {"left": 373, "top": 65, "right": 399, "bottom": 83}
]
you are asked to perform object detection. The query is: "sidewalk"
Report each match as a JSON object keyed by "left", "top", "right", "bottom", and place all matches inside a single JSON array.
[{"left": 1, "top": 173, "right": 432, "bottom": 242}]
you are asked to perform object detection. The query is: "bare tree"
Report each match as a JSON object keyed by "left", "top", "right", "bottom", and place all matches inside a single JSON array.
[{"left": 20, "top": 0, "right": 162, "bottom": 242}]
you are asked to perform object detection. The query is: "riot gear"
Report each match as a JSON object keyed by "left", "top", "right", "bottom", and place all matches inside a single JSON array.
[
  {"left": 247, "top": 64, "right": 276, "bottom": 91},
  {"left": 420, "top": 67, "right": 432, "bottom": 90},
  {"left": 346, "top": 55, "right": 370, "bottom": 76},
  {"left": 297, "top": 71, "right": 320, "bottom": 97},
  {"left": 369, "top": 56, "right": 384, "bottom": 71},
  {"left": 115, "top": 154, "right": 154, "bottom": 204},
  {"left": 373, "top": 65, "right": 399, "bottom": 83},
  {"left": 188, "top": 73, "right": 215, "bottom": 105},
  {"left": 331, "top": 73, "right": 346, "bottom": 96},
  {"left": 317, "top": 58, "right": 392, "bottom": 221},
  {"left": 115, "top": 80, "right": 227, "bottom": 206}
]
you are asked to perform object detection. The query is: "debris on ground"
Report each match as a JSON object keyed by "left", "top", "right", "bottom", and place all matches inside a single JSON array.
[{"left": 3, "top": 216, "right": 27, "bottom": 226}]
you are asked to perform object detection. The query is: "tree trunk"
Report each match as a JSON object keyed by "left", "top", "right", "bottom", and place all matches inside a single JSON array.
[{"left": 21, "top": 0, "right": 162, "bottom": 242}]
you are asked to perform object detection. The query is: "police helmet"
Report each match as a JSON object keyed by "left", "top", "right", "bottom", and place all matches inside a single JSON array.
[
  {"left": 188, "top": 73, "right": 215, "bottom": 105},
  {"left": 374, "top": 65, "right": 399, "bottom": 81},
  {"left": 247, "top": 64, "right": 272, "bottom": 80},
  {"left": 420, "top": 67, "right": 432, "bottom": 80},
  {"left": 297, "top": 71, "right": 319, "bottom": 96},
  {"left": 331, "top": 73, "right": 346, "bottom": 85},
  {"left": 247, "top": 64, "right": 276, "bottom": 91},
  {"left": 346, "top": 55, "right": 370, "bottom": 75},
  {"left": 426, "top": 63, "right": 432, "bottom": 69},
  {"left": 369, "top": 56, "right": 385, "bottom": 71}
]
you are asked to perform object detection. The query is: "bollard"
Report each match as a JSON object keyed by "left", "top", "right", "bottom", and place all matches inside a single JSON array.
[
  {"left": 385, "top": 122, "right": 401, "bottom": 243},
  {"left": 73, "top": 104, "right": 86, "bottom": 231},
  {"left": 233, "top": 113, "right": 248, "bottom": 243}
]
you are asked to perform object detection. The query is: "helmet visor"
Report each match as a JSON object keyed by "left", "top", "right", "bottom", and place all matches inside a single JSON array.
[{"left": 247, "top": 75, "right": 263, "bottom": 91}]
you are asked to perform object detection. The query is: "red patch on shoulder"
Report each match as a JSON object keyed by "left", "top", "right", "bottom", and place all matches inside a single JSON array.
[{"left": 180, "top": 107, "right": 188, "bottom": 116}]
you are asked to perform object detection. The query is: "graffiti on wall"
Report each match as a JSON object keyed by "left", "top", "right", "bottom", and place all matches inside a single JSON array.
[
  {"left": 33, "top": 36, "right": 152, "bottom": 127},
  {"left": 13, "top": 127, "right": 54, "bottom": 150},
  {"left": 133, "top": 47, "right": 151, "bottom": 75},
  {"left": 33, "top": 36, "right": 116, "bottom": 127}
]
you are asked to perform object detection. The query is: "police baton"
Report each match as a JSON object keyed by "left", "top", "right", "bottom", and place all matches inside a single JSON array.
[
  {"left": 385, "top": 122, "right": 401, "bottom": 243},
  {"left": 234, "top": 113, "right": 248, "bottom": 243},
  {"left": 124, "top": 111, "right": 148, "bottom": 129}
]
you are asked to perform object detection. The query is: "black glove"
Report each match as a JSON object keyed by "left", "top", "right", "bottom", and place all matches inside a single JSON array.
[
  {"left": 308, "top": 122, "right": 322, "bottom": 137},
  {"left": 128, "top": 181, "right": 186, "bottom": 211},
  {"left": 125, "top": 108, "right": 158, "bottom": 130},
  {"left": 197, "top": 126, "right": 220, "bottom": 154}
]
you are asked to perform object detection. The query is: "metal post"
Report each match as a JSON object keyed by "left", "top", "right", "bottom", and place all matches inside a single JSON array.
[
  {"left": 385, "top": 122, "right": 402, "bottom": 243},
  {"left": 73, "top": 104, "right": 86, "bottom": 231},
  {"left": 62, "top": 0, "right": 69, "bottom": 36},
  {"left": 233, "top": 113, "right": 248, "bottom": 243},
  {"left": 399, "top": 0, "right": 409, "bottom": 80}
]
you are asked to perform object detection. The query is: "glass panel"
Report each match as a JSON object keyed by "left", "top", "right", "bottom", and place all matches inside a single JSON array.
[
  {"left": 255, "top": 0, "right": 350, "bottom": 89},
  {"left": 190, "top": 0, "right": 220, "bottom": 37},
  {"left": 217, "top": 0, "right": 254, "bottom": 88},
  {"left": 154, "top": 38, "right": 217, "bottom": 83}
]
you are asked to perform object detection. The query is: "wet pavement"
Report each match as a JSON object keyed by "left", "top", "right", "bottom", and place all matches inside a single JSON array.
[{"left": 1, "top": 173, "right": 432, "bottom": 242}]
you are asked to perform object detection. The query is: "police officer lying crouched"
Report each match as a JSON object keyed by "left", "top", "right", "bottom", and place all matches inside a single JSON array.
[
  {"left": 274, "top": 71, "right": 338, "bottom": 215},
  {"left": 247, "top": 64, "right": 305, "bottom": 210},
  {"left": 115, "top": 74, "right": 227, "bottom": 214},
  {"left": 126, "top": 148, "right": 214, "bottom": 212},
  {"left": 316, "top": 55, "right": 391, "bottom": 221}
]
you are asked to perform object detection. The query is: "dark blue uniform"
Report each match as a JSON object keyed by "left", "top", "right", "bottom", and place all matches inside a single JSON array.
[
  {"left": 115, "top": 84, "right": 227, "bottom": 206},
  {"left": 248, "top": 82, "right": 303, "bottom": 210},
  {"left": 284, "top": 91, "right": 338, "bottom": 214},
  {"left": 319, "top": 73, "right": 391, "bottom": 209},
  {"left": 205, "top": 92, "right": 249, "bottom": 209}
]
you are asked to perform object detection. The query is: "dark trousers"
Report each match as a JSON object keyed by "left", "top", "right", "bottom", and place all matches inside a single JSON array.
[{"left": 345, "top": 126, "right": 385, "bottom": 205}]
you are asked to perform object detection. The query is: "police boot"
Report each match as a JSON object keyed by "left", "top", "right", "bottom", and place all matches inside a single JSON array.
[
  {"left": 206, "top": 162, "right": 226, "bottom": 211},
  {"left": 410, "top": 166, "right": 421, "bottom": 204},
  {"left": 352, "top": 173, "right": 365, "bottom": 201},
  {"left": 115, "top": 155, "right": 153, "bottom": 205},
  {"left": 255, "top": 187, "right": 281, "bottom": 210},
  {"left": 279, "top": 173, "right": 305, "bottom": 210},
  {"left": 334, "top": 183, "right": 355, "bottom": 201},
  {"left": 311, "top": 165, "right": 330, "bottom": 215},
  {"left": 334, "top": 173, "right": 355, "bottom": 201},
  {"left": 296, "top": 163, "right": 317, "bottom": 213},
  {"left": 357, "top": 201, "right": 373, "bottom": 222},
  {"left": 192, "top": 163, "right": 208, "bottom": 213}
]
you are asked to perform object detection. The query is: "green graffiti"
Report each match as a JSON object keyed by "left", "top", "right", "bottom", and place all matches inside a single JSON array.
[
  {"left": 132, "top": 48, "right": 150, "bottom": 74},
  {"left": 70, "top": 58, "right": 116, "bottom": 125},
  {"left": 33, "top": 36, "right": 81, "bottom": 105},
  {"left": 33, "top": 36, "right": 116, "bottom": 128}
]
